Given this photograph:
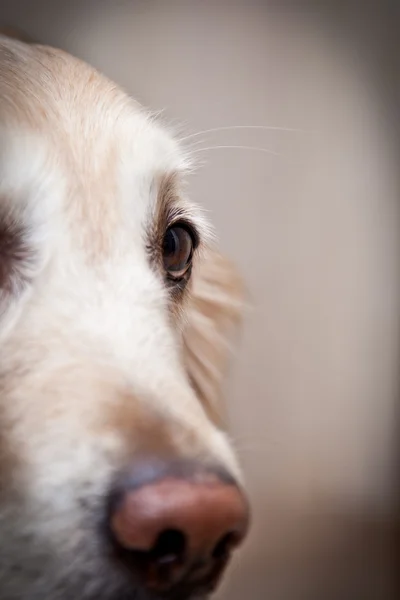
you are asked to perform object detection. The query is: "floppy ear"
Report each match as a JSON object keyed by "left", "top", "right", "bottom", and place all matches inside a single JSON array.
[{"left": 183, "top": 250, "right": 245, "bottom": 425}]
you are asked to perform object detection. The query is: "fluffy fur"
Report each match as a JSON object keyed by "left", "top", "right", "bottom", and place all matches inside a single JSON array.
[{"left": 0, "top": 32, "right": 244, "bottom": 600}]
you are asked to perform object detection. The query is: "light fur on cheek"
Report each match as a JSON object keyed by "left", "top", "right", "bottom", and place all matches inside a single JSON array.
[{"left": 183, "top": 249, "right": 244, "bottom": 426}]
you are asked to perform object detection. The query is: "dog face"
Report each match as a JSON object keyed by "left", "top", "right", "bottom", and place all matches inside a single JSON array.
[{"left": 0, "top": 35, "right": 248, "bottom": 600}]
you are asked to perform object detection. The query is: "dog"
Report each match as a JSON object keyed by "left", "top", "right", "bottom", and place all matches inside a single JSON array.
[{"left": 0, "top": 30, "right": 249, "bottom": 600}]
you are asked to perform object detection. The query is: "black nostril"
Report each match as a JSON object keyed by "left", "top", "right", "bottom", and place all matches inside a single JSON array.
[
  {"left": 151, "top": 529, "right": 186, "bottom": 565},
  {"left": 107, "top": 459, "right": 249, "bottom": 594},
  {"left": 212, "top": 532, "right": 241, "bottom": 560},
  {"left": 110, "top": 531, "right": 186, "bottom": 593}
]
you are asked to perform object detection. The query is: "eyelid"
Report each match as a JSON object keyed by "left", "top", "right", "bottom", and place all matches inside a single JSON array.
[{"left": 166, "top": 265, "right": 192, "bottom": 282}]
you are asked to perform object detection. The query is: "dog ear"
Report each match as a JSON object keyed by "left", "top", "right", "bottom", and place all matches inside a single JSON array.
[{"left": 183, "top": 250, "right": 244, "bottom": 425}]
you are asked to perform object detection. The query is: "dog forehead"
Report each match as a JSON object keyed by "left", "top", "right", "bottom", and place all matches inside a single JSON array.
[
  {"left": 0, "top": 39, "right": 190, "bottom": 263},
  {"left": 0, "top": 37, "right": 187, "bottom": 186}
]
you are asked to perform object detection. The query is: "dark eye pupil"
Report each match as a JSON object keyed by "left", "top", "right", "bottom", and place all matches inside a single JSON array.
[
  {"left": 163, "top": 225, "right": 193, "bottom": 275},
  {"left": 163, "top": 228, "right": 178, "bottom": 258}
]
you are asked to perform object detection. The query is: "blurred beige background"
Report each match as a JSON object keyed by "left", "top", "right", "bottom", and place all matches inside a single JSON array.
[{"left": 1, "top": 1, "right": 399, "bottom": 598}]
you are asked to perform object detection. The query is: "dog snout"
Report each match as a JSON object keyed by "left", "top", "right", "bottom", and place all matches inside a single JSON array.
[{"left": 107, "top": 459, "right": 249, "bottom": 595}]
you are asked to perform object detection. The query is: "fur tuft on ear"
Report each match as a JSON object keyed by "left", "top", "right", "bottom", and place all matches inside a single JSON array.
[{"left": 183, "top": 250, "right": 245, "bottom": 425}]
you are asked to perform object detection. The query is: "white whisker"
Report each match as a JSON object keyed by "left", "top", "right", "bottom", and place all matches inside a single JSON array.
[
  {"left": 190, "top": 144, "right": 279, "bottom": 156},
  {"left": 179, "top": 124, "right": 310, "bottom": 142}
]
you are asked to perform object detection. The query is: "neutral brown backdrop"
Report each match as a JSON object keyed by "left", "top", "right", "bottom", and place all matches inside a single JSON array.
[{"left": 1, "top": 2, "right": 399, "bottom": 598}]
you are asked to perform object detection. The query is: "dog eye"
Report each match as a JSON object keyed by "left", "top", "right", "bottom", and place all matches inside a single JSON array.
[{"left": 162, "top": 224, "right": 194, "bottom": 279}]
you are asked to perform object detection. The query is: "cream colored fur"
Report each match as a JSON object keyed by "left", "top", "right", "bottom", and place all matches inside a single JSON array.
[{"left": 0, "top": 33, "right": 244, "bottom": 600}]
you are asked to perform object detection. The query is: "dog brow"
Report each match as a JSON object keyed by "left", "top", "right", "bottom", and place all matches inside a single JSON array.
[
  {"left": 151, "top": 172, "right": 190, "bottom": 244},
  {"left": 155, "top": 171, "right": 210, "bottom": 244},
  {"left": 156, "top": 171, "right": 186, "bottom": 225}
]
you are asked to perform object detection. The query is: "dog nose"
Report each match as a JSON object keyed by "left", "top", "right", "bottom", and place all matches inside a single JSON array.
[{"left": 107, "top": 460, "right": 249, "bottom": 595}]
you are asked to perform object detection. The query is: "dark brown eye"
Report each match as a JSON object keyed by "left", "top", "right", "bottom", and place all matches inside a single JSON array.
[{"left": 162, "top": 224, "right": 194, "bottom": 279}]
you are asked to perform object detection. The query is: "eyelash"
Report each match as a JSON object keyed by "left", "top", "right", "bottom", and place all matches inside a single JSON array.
[{"left": 145, "top": 209, "right": 201, "bottom": 290}]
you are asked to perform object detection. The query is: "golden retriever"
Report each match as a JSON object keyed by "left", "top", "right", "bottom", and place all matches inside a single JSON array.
[{"left": 0, "top": 30, "right": 248, "bottom": 600}]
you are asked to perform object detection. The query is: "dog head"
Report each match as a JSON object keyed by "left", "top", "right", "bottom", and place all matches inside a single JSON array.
[{"left": 0, "top": 33, "right": 248, "bottom": 600}]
